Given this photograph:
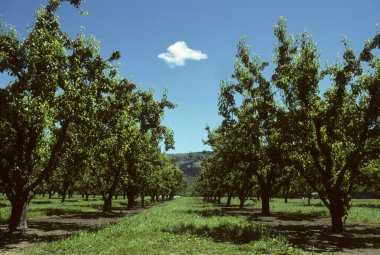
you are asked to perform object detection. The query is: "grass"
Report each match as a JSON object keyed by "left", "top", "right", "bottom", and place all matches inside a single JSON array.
[
  {"left": 1, "top": 194, "right": 378, "bottom": 254},
  {"left": 220, "top": 197, "right": 380, "bottom": 224},
  {"left": 28, "top": 198, "right": 301, "bottom": 255}
]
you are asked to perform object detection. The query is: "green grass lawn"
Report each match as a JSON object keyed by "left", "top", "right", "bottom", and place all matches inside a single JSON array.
[{"left": 28, "top": 197, "right": 300, "bottom": 255}]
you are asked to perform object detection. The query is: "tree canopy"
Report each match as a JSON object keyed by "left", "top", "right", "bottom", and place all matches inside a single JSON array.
[
  {"left": 0, "top": 0, "right": 184, "bottom": 232},
  {"left": 196, "top": 17, "right": 380, "bottom": 233}
]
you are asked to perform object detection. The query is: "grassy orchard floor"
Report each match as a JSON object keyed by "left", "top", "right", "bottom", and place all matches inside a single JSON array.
[
  {"left": 0, "top": 195, "right": 154, "bottom": 254},
  {"left": 214, "top": 197, "right": 380, "bottom": 253},
  {"left": 0, "top": 195, "right": 145, "bottom": 223},
  {"left": 28, "top": 197, "right": 300, "bottom": 255},
  {"left": 220, "top": 197, "right": 380, "bottom": 224},
  {"left": 0, "top": 195, "right": 379, "bottom": 254}
]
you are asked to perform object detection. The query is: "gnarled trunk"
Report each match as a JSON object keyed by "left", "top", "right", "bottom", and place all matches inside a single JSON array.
[
  {"left": 328, "top": 191, "right": 345, "bottom": 233},
  {"left": 8, "top": 191, "right": 32, "bottom": 232},
  {"left": 238, "top": 195, "right": 245, "bottom": 209}
]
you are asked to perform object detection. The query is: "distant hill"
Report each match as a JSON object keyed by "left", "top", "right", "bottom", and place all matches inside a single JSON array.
[
  {"left": 167, "top": 151, "right": 211, "bottom": 196},
  {"left": 167, "top": 151, "right": 212, "bottom": 177}
]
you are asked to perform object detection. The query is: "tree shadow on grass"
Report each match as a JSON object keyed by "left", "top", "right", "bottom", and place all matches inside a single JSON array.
[
  {"left": 162, "top": 222, "right": 264, "bottom": 244},
  {"left": 0, "top": 220, "right": 105, "bottom": 252},
  {"left": 0, "top": 202, "right": 9, "bottom": 207},
  {"left": 354, "top": 204, "right": 380, "bottom": 209},
  {"left": 185, "top": 208, "right": 224, "bottom": 217},
  {"left": 270, "top": 223, "right": 380, "bottom": 253},
  {"left": 31, "top": 200, "right": 54, "bottom": 205},
  {"left": 219, "top": 206, "right": 260, "bottom": 217},
  {"left": 0, "top": 205, "right": 144, "bottom": 252},
  {"left": 264, "top": 211, "right": 325, "bottom": 222},
  {"left": 31, "top": 208, "right": 84, "bottom": 216},
  {"left": 212, "top": 204, "right": 380, "bottom": 253}
]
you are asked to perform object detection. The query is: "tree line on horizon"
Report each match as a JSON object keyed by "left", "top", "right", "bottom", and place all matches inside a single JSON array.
[
  {"left": 0, "top": 0, "right": 186, "bottom": 232},
  {"left": 195, "top": 18, "right": 380, "bottom": 233}
]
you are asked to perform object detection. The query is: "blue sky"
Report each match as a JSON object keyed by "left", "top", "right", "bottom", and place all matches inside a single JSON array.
[{"left": 1, "top": 0, "right": 379, "bottom": 153}]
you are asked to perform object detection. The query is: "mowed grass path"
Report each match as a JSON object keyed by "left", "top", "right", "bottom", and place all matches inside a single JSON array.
[{"left": 29, "top": 198, "right": 300, "bottom": 255}]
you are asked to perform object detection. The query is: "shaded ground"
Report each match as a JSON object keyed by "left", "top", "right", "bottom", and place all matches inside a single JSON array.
[
  {"left": 212, "top": 203, "right": 380, "bottom": 254},
  {"left": 0, "top": 207, "right": 147, "bottom": 255}
]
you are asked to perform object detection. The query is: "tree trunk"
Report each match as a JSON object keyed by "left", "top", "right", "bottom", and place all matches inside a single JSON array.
[
  {"left": 103, "top": 194, "right": 113, "bottom": 213},
  {"left": 8, "top": 192, "right": 32, "bottom": 232},
  {"left": 226, "top": 194, "right": 232, "bottom": 206},
  {"left": 85, "top": 193, "right": 89, "bottom": 201},
  {"left": 330, "top": 208, "right": 344, "bottom": 233},
  {"left": 328, "top": 191, "right": 345, "bottom": 233},
  {"left": 284, "top": 188, "right": 289, "bottom": 203},
  {"left": 238, "top": 195, "right": 245, "bottom": 209},
  {"left": 48, "top": 191, "right": 53, "bottom": 199},
  {"left": 126, "top": 185, "right": 136, "bottom": 209},
  {"left": 261, "top": 189, "right": 270, "bottom": 216},
  {"left": 61, "top": 192, "right": 66, "bottom": 203},
  {"left": 103, "top": 171, "right": 120, "bottom": 213},
  {"left": 141, "top": 195, "right": 145, "bottom": 208}
]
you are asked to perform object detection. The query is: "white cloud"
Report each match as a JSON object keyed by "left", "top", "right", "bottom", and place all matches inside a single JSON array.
[{"left": 158, "top": 41, "right": 208, "bottom": 68}]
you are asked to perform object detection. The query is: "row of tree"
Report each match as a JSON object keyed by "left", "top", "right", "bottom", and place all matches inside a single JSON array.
[
  {"left": 195, "top": 18, "right": 379, "bottom": 233},
  {"left": 0, "top": 0, "right": 185, "bottom": 232}
]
